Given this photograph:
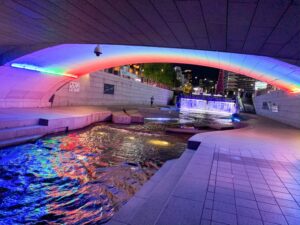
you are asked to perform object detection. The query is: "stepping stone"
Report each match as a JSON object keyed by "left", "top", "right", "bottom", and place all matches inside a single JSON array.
[{"left": 112, "top": 112, "right": 131, "bottom": 124}]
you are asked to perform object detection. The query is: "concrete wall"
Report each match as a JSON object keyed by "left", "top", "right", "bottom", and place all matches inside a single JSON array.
[
  {"left": 0, "top": 66, "right": 71, "bottom": 108},
  {"left": 253, "top": 90, "right": 300, "bottom": 128},
  {"left": 53, "top": 71, "right": 173, "bottom": 106}
]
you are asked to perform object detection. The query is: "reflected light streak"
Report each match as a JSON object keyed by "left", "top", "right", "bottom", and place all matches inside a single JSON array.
[{"left": 148, "top": 139, "right": 170, "bottom": 147}]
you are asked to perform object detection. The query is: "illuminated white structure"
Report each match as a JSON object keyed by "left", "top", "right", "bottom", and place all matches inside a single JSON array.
[{"left": 180, "top": 98, "right": 237, "bottom": 114}]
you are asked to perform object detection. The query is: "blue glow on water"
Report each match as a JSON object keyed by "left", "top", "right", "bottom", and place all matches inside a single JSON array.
[
  {"left": 0, "top": 144, "right": 56, "bottom": 224},
  {"left": 144, "top": 118, "right": 179, "bottom": 122}
]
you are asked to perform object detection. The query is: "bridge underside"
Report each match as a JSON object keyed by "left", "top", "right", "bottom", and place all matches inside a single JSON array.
[
  {"left": 0, "top": 44, "right": 300, "bottom": 108},
  {"left": 1, "top": 1, "right": 300, "bottom": 66}
]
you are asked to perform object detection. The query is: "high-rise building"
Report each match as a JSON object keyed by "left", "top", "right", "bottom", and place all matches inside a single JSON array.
[
  {"left": 224, "top": 71, "right": 256, "bottom": 94},
  {"left": 174, "top": 66, "right": 185, "bottom": 86}
]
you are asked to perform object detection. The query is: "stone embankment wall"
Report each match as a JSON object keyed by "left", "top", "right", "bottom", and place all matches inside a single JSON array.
[
  {"left": 53, "top": 71, "right": 173, "bottom": 107},
  {"left": 253, "top": 90, "right": 300, "bottom": 128}
]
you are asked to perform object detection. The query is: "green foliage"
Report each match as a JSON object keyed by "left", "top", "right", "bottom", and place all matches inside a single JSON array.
[{"left": 143, "top": 63, "right": 177, "bottom": 87}]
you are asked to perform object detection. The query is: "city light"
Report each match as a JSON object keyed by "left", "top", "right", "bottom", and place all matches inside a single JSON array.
[{"left": 255, "top": 81, "right": 268, "bottom": 90}]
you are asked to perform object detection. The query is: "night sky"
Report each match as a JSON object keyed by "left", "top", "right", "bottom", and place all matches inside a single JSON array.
[
  {"left": 173, "top": 63, "right": 219, "bottom": 85},
  {"left": 174, "top": 64, "right": 219, "bottom": 80}
]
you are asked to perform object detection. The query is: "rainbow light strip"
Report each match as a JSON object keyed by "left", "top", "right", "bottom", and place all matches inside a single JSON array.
[
  {"left": 7, "top": 44, "right": 300, "bottom": 92},
  {"left": 10, "top": 63, "right": 78, "bottom": 78}
]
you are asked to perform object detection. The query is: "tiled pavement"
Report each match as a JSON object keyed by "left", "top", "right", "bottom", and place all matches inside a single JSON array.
[
  {"left": 108, "top": 115, "right": 300, "bottom": 225},
  {"left": 201, "top": 147, "right": 300, "bottom": 225}
]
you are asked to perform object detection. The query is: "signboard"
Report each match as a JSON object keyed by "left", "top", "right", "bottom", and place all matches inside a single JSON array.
[
  {"left": 255, "top": 81, "right": 267, "bottom": 90},
  {"left": 262, "top": 102, "right": 269, "bottom": 110},
  {"left": 69, "top": 81, "right": 80, "bottom": 92},
  {"left": 271, "top": 104, "right": 279, "bottom": 112},
  {"left": 104, "top": 83, "right": 114, "bottom": 95},
  {"left": 262, "top": 101, "right": 279, "bottom": 112}
]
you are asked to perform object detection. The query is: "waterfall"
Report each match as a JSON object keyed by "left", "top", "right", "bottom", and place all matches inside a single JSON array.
[{"left": 180, "top": 98, "right": 237, "bottom": 114}]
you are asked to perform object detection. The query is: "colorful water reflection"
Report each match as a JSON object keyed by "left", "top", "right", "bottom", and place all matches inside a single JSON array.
[{"left": 0, "top": 123, "right": 188, "bottom": 224}]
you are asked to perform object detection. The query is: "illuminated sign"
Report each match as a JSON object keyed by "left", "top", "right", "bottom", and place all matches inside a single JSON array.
[{"left": 255, "top": 81, "right": 267, "bottom": 90}]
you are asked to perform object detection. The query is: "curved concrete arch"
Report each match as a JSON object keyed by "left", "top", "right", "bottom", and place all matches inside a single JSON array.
[
  {"left": 9, "top": 44, "right": 300, "bottom": 91},
  {"left": 1, "top": 44, "right": 300, "bottom": 107}
]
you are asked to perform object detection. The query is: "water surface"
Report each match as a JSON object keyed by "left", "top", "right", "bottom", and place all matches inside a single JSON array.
[{"left": 0, "top": 123, "right": 188, "bottom": 225}]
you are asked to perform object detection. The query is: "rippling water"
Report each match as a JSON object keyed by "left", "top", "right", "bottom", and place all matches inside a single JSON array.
[{"left": 0, "top": 123, "right": 188, "bottom": 225}]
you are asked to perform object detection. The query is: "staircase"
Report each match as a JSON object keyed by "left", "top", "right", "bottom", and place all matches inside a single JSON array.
[
  {"left": 0, "top": 119, "right": 45, "bottom": 148},
  {"left": 107, "top": 144, "right": 214, "bottom": 225}
]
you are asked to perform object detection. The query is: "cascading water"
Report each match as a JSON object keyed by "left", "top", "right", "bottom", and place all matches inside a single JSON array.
[{"left": 180, "top": 98, "right": 237, "bottom": 114}]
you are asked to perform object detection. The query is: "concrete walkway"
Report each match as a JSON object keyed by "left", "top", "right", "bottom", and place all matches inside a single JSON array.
[
  {"left": 108, "top": 114, "right": 300, "bottom": 225},
  {"left": 0, "top": 105, "right": 175, "bottom": 121},
  {"left": 0, "top": 106, "right": 113, "bottom": 148},
  {"left": 0, "top": 106, "right": 111, "bottom": 121},
  {"left": 0, "top": 105, "right": 177, "bottom": 148}
]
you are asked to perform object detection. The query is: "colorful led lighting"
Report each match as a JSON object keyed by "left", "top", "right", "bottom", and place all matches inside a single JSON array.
[
  {"left": 291, "top": 88, "right": 300, "bottom": 93},
  {"left": 10, "top": 63, "right": 78, "bottom": 78},
  {"left": 7, "top": 44, "right": 300, "bottom": 92}
]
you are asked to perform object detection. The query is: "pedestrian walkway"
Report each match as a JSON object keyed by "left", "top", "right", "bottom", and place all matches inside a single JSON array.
[
  {"left": 0, "top": 106, "right": 112, "bottom": 148},
  {"left": 108, "top": 114, "right": 300, "bottom": 225}
]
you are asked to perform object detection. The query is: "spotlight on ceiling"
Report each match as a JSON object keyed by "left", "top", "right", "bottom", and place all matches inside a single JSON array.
[{"left": 94, "top": 44, "right": 102, "bottom": 57}]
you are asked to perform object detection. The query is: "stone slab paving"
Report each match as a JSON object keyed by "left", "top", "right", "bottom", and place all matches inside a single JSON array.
[
  {"left": 190, "top": 115, "right": 300, "bottom": 225},
  {"left": 202, "top": 146, "right": 300, "bottom": 225},
  {"left": 108, "top": 114, "right": 300, "bottom": 225}
]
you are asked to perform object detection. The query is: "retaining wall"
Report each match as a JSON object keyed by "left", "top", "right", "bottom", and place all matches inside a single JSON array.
[
  {"left": 253, "top": 90, "right": 300, "bottom": 128},
  {"left": 53, "top": 71, "right": 173, "bottom": 107}
]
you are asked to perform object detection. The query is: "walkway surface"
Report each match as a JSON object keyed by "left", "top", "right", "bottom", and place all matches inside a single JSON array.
[
  {"left": 108, "top": 114, "right": 300, "bottom": 225},
  {"left": 0, "top": 105, "right": 179, "bottom": 148},
  {"left": 0, "top": 105, "right": 176, "bottom": 121}
]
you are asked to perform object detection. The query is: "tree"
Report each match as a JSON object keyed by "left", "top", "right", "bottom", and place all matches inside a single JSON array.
[{"left": 143, "top": 63, "right": 177, "bottom": 87}]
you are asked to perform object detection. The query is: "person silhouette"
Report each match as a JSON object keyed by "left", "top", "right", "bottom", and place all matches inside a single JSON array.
[{"left": 150, "top": 96, "right": 154, "bottom": 107}]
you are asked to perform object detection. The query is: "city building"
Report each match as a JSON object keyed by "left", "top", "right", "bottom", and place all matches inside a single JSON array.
[
  {"left": 104, "top": 64, "right": 143, "bottom": 80},
  {"left": 224, "top": 71, "right": 256, "bottom": 94},
  {"left": 174, "top": 66, "right": 185, "bottom": 86}
]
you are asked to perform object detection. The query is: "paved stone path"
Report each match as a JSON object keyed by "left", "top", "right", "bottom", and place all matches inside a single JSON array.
[
  {"left": 108, "top": 114, "right": 300, "bottom": 225},
  {"left": 200, "top": 145, "right": 300, "bottom": 225}
]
